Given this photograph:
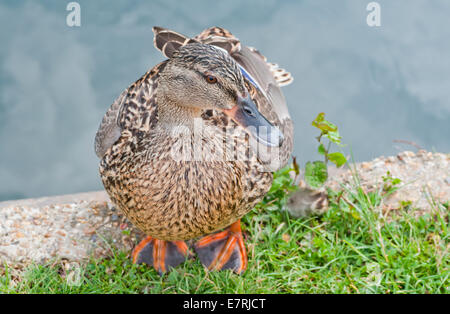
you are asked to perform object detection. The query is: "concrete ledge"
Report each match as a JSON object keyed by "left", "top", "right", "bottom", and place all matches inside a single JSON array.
[
  {"left": 325, "top": 150, "right": 449, "bottom": 216},
  {"left": 0, "top": 191, "right": 143, "bottom": 266}
]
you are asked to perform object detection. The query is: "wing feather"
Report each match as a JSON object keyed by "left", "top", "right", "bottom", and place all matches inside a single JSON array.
[
  {"left": 94, "top": 89, "right": 127, "bottom": 158},
  {"left": 94, "top": 62, "right": 165, "bottom": 158}
]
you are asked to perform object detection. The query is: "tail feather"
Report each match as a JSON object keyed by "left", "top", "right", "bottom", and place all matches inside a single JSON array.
[
  {"left": 194, "top": 26, "right": 241, "bottom": 55},
  {"left": 268, "top": 63, "right": 294, "bottom": 87},
  {"left": 245, "top": 46, "right": 294, "bottom": 88},
  {"left": 152, "top": 26, "right": 198, "bottom": 58}
]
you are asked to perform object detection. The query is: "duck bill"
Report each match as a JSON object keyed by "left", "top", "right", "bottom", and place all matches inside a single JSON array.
[{"left": 223, "top": 95, "right": 284, "bottom": 147}]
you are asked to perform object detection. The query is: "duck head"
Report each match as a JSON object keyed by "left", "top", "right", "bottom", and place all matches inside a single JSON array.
[{"left": 157, "top": 43, "right": 284, "bottom": 147}]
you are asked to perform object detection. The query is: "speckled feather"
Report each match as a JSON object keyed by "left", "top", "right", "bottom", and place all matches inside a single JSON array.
[{"left": 95, "top": 27, "right": 293, "bottom": 241}]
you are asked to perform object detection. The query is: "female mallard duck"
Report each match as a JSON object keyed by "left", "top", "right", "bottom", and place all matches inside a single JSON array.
[{"left": 95, "top": 26, "right": 294, "bottom": 274}]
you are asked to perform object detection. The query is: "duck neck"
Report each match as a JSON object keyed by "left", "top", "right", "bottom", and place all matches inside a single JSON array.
[{"left": 157, "top": 95, "right": 203, "bottom": 132}]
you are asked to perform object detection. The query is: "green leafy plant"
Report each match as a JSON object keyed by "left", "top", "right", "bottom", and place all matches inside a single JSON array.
[
  {"left": 305, "top": 113, "right": 347, "bottom": 189},
  {"left": 382, "top": 170, "right": 402, "bottom": 195}
]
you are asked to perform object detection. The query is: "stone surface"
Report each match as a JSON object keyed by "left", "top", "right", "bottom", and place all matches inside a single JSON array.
[
  {"left": 0, "top": 191, "right": 143, "bottom": 266},
  {"left": 325, "top": 150, "right": 449, "bottom": 215},
  {"left": 288, "top": 150, "right": 449, "bottom": 218}
]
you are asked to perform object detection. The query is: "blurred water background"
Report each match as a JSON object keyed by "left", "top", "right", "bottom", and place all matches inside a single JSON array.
[{"left": 0, "top": 0, "right": 449, "bottom": 201}]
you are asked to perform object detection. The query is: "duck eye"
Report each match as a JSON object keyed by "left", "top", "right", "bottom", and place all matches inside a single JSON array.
[{"left": 205, "top": 75, "right": 217, "bottom": 84}]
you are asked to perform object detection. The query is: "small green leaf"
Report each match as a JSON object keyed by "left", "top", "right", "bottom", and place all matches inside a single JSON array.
[
  {"left": 304, "top": 161, "right": 328, "bottom": 189},
  {"left": 327, "top": 152, "right": 347, "bottom": 167},
  {"left": 312, "top": 112, "right": 338, "bottom": 133},
  {"left": 318, "top": 144, "right": 326, "bottom": 155},
  {"left": 313, "top": 112, "right": 325, "bottom": 123},
  {"left": 312, "top": 112, "right": 344, "bottom": 145},
  {"left": 324, "top": 130, "right": 342, "bottom": 145}
]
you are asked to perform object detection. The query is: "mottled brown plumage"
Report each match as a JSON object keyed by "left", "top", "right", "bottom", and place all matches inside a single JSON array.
[{"left": 95, "top": 27, "right": 293, "bottom": 245}]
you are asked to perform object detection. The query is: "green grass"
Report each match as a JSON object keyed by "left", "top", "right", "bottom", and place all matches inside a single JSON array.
[{"left": 1, "top": 167, "right": 448, "bottom": 294}]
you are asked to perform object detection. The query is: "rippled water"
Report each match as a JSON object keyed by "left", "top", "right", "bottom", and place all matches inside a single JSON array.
[{"left": 0, "top": 0, "right": 449, "bottom": 201}]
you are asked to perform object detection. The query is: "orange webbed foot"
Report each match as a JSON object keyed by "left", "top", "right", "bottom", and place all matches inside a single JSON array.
[
  {"left": 132, "top": 236, "right": 190, "bottom": 275},
  {"left": 194, "top": 220, "right": 247, "bottom": 274}
]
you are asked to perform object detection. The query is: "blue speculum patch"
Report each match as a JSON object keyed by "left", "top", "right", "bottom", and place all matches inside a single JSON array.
[{"left": 239, "top": 65, "right": 261, "bottom": 91}]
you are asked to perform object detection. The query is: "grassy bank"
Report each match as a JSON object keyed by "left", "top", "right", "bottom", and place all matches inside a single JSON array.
[{"left": 1, "top": 167, "right": 448, "bottom": 293}]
